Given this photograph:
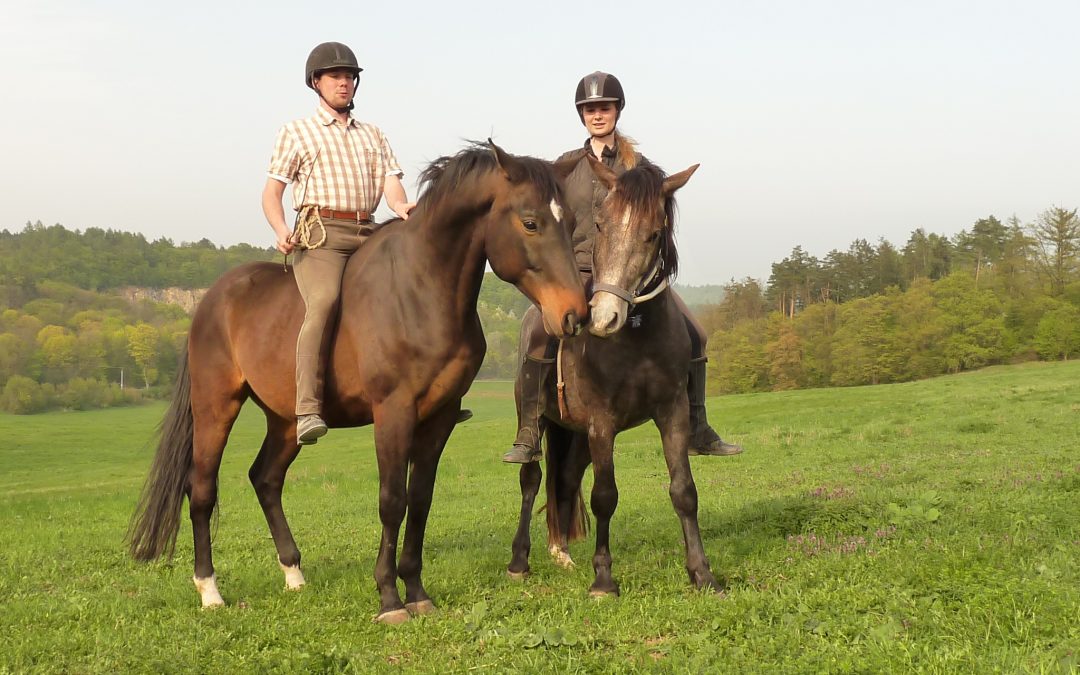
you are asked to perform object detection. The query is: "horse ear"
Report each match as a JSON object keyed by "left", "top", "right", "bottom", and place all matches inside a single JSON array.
[
  {"left": 586, "top": 154, "right": 618, "bottom": 191},
  {"left": 552, "top": 156, "right": 578, "bottom": 182},
  {"left": 488, "top": 138, "right": 523, "bottom": 182},
  {"left": 662, "top": 164, "right": 700, "bottom": 196}
]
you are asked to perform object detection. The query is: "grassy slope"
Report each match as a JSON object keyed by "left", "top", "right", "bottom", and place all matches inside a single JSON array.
[{"left": 0, "top": 362, "right": 1078, "bottom": 673}]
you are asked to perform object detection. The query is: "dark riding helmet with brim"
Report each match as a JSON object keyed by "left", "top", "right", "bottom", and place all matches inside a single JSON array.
[
  {"left": 305, "top": 41, "right": 363, "bottom": 89},
  {"left": 575, "top": 71, "right": 626, "bottom": 112}
]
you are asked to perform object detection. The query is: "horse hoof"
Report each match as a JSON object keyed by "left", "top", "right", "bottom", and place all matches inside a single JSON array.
[
  {"left": 405, "top": 600, "right": 436, "bottom": 616},
  {"left": 374, "top": 608, "right": 411, "bottom": 625},
  {"left": 193, "top": 575, "right": 225, "bottom": 608},
  {"left": 280, "top": 564, "right": 306, "bottom": 590},
  {"left": 588, "top": 589, "right": 618, "bottom": 599},
  {"left": 507, "top": 569, "right": 529, "bottom": 581},
  {"left": 549, "top": 546, "right": 575, "bottom": 569}
]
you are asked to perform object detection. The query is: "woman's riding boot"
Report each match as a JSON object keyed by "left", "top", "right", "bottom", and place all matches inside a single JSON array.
[
  {"left": 687, "top": 357, "right": 743, "bottom": 456},
  {"left": 502, "top": 355, "right": 554, "bottom": 464}
]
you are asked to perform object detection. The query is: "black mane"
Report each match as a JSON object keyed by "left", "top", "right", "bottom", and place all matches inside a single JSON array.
[{"left": 417, "top": 142, "right": 561, "bottom": 212}]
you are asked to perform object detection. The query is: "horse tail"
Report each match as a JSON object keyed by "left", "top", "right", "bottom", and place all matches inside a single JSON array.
[
  {"left": 544, "top": 429, "right": 590, "bottom": 548},
  {"left": 128, "top": 348, "right": 194, "bottom": 561}
]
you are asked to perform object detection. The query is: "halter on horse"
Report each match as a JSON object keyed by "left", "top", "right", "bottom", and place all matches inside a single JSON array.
[
  {"left": 507, "top": 159, "right": 723, "bottom": 597},
  {"left": 129, "top": 142, "right": 588, "bottom": 623}
]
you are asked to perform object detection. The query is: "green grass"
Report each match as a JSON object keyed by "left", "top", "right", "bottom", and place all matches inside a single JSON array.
[{"left": 1, "top": 363, "right": 1079, "bottom": 673}]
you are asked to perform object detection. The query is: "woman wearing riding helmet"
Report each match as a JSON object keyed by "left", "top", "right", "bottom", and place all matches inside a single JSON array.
[{"left": 502, "top": 71, "right": 743, "bottom": 464}]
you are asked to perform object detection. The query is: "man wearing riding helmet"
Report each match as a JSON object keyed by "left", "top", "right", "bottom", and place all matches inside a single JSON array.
[
  {"left": 262, "top": 41, "right": 414, "bottom": 445},
  {"left": 502, "top": 71, "right": 743, "bottom": 463}
]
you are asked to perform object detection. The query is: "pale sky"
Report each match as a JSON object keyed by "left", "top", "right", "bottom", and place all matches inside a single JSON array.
[{"left": 2, "top": 0, "right": 1078, "bottom": 285}]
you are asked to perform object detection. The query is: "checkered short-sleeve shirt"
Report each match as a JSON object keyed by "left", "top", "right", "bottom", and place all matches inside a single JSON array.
[{"left": 267, "top": 107, "right": 404, "bottom": 213}]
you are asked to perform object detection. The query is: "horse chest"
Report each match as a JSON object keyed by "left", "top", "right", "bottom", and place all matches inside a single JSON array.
[{"left": 560, "top": 337, "right": 680, "bottom": 430}]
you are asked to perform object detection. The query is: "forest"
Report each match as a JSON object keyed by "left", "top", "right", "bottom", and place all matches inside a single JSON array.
[
  {"left": 699, "top": 207, "right": 1080, "bottom": 392},
  {"left": 1, "top": 206, "right": 1077, "bottom": 412}
]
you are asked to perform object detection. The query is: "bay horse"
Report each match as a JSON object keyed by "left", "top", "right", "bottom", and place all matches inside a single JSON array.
[
  {"left": 507, "top": 157, "right": 722, "bottom": 596},
  {"left": 129, "top": 142, "right": 588, "bottom": 623}
]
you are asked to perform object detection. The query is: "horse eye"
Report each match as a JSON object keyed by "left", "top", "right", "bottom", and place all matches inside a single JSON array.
[
  {"left": 595, "top": 220, "right": 604, "bottom": 233},
  {"left": 523, "top": 219, "right": 538, "bottom": 233},
  {"left": 647, "top": 231, "right": 660, "bottom": 243}
]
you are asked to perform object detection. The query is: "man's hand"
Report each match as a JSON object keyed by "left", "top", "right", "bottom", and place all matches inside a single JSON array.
[
  {"left": 275, "top": 231, "right": 295, "bottom": 255},
  {"left": 390, "top": 201, "right": 417, "bottom": 220}
]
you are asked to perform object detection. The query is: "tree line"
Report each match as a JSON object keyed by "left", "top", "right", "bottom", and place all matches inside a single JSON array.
[
  {"left": 700, "top": 207, "right": 1080, "bottom": 393},
  {"left": 2, "top": 206, "right": 1076, "bottom": 412},
  {"left": 0, "top": 222, "right": 535, "bottom": 412}
]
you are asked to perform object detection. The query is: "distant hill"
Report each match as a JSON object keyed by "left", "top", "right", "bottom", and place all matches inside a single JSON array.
[{"left": 672, "top": 283, "right": 727, "bottom": 306}]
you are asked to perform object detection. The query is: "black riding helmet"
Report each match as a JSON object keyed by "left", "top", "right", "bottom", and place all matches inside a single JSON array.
[
  {"left": 305, "top": 42, "right": 362, "bottom": 89},
  {"left": 574, "top": 71, "right": 626, "bottom": 112}
]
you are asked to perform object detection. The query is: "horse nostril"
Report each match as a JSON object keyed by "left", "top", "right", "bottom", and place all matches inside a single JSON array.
[{"left": 563, "top": 310, "right": 579, "bottom": 335}]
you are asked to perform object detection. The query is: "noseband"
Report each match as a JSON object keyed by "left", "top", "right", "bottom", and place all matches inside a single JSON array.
[{"left": 591, "top": 254, "right": 669, "bottom": 307}]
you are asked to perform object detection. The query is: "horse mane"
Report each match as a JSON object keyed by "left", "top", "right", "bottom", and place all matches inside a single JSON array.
[
  {"left": 416, "top": 142, "right": 562, "bottom": 214},
  {"left": 608, "top": 164, "right": 680, "bottom": 282}
]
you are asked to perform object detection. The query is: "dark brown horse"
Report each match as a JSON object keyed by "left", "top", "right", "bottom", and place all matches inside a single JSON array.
[
  {"left": 507, "top": 158, "right": 722, "bottom": 596},
  {"left": 129, "top": 142, "right": 588, "bottom": 623}
]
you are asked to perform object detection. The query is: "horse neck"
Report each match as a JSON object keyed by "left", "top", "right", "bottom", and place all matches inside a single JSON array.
[{"left": 400, "top": 188, "right": 493, "bottom": 321}]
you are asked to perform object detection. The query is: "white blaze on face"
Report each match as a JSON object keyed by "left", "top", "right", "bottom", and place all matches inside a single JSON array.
[
  {"left": 588, "top": 205, "right": 641, "bottom": 337},
  {"left": 549, "top": 198, "right": 562, "bottom": 223}
]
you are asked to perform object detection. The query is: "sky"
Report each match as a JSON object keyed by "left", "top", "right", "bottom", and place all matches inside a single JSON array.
[{"left": 2, "top": 0, "right": 1078, "bottom": 286}]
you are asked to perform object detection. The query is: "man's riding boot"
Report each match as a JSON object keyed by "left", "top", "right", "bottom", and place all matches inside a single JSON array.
[
  {"left": 502, "top": 355, "right": 554, "bottom": 464},
  {"left": 687, "top": 357, "right": 743, "bottom": 456}
]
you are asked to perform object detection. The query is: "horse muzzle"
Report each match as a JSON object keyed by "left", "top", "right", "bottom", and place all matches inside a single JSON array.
[{"left": 588, "top": 292, "right": 628, "bottom": 337}]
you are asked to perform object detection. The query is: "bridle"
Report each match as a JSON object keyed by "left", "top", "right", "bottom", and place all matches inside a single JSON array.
[{"left": 590, "top": 221, "right": 671, "bottom": 308}]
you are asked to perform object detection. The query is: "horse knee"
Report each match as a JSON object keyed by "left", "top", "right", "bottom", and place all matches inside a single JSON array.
[
  {"left": 669, "top": 479, "right": 698, "bottom": 514},
  {"left": 250, "top": 474, "right": 284, "bottom": 506},
  {"left": 378, "top": 488, "right": 407, "bottom": 525},
  {"left": 590, "top": 484, "right": 618, "bottom": 519}
]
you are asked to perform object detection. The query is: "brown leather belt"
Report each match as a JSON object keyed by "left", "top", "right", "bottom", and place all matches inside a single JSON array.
[{"left": 318, "top": 208, "right": 371, "bottom": 223}]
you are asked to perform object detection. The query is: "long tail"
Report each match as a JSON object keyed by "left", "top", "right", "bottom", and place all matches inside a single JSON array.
[
  {"left": 128, "top": 349, "right": 194, "bottom": 561},
  {"left": 544, "top": 429, "right": 590, "bottom": 548}
]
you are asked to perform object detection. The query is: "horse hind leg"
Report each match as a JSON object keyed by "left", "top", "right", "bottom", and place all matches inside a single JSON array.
[
  {"left": 248, "top": 415, "right": 305, "bottom": 591},
  {"left": 548, "top": 428, "right": 589, "bottom": 570}
]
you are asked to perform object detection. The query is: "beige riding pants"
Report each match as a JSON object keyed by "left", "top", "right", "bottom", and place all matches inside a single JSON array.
[{"left": 292, "top": 218, "right": 371, "bottom": 415}]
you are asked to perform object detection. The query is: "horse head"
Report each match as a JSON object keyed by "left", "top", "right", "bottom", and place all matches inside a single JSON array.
[
  {"left": 484, "top": 141, "right": 587, "bottom": 338},
  {"left": 587, "top": 156, "right": 698, "bottom": 337}
]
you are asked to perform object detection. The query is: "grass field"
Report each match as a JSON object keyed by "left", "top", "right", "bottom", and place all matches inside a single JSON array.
[{"left": 1, "top": 362, "right": 1079, "bottom": 673}]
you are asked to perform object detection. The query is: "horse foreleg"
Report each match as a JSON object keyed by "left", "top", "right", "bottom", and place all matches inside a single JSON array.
[
  {"left": 508, "top": 461, "right": 542, "bottom": 578},
  {"left": 371, "top": 401, "right": 416, "bottom": 624},
  {"left": 587, "top": 428, "right": 619, "bottom": 597},
  {"left": 398, "top": 405, "right": 457, "bottom": 616},
  {"left": 248, "top": 417, "right": 305, "bottom": 590},
  {"left": 189, "top": 397, "right": 243, "bottom": 608},
  {"left": 657, "top": 397, "right": 722, "bottom": 593}
]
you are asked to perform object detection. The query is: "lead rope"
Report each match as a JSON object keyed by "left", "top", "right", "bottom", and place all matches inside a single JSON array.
[
  {"left": 556, "top": 338, "right": 569, "bottom": 420},
  {"left": 283, "top": 148, "right": 325, "bottom": 270}
]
